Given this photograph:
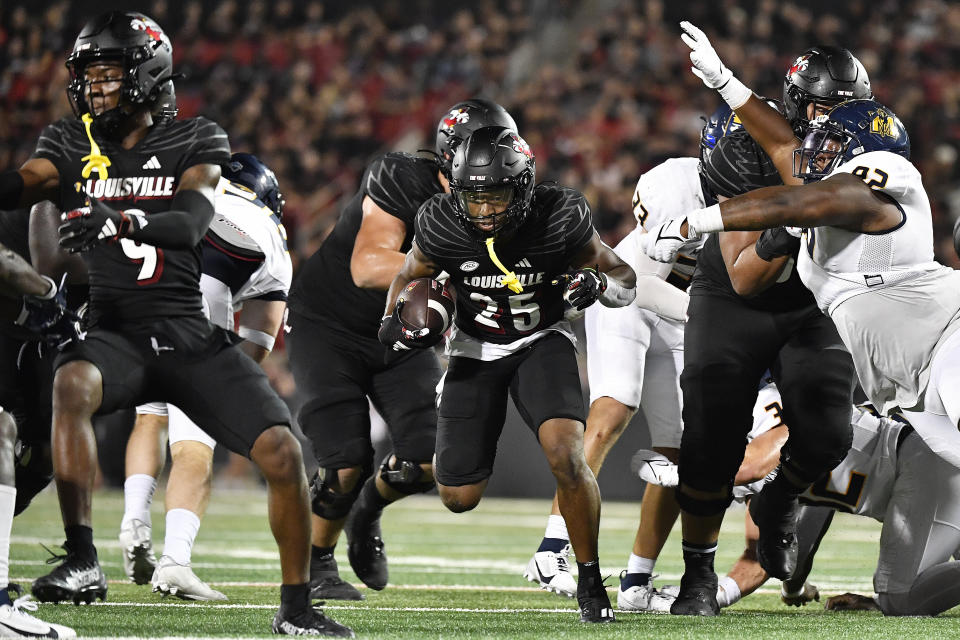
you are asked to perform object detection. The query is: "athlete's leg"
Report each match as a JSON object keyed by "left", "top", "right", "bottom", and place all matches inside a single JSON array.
[{"left": 120, "top": 409, "right": 167, "bottom": 584}]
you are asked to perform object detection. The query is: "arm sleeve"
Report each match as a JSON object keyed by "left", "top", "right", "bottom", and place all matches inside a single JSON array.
[{"left": 125, "top": 189, "right": 215, "bottom": 249}]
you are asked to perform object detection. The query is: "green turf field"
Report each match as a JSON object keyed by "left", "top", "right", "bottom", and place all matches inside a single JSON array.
[{"left": 10, "top": 488, "right": 960, "bottom": 638}]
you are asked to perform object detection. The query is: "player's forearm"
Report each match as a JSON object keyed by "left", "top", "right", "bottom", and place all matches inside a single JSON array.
[
  {"left": 126, "top": 190, "right": 215, "bottom": 249},
  {"left": 733, "top": 96, "right": 802, "bottom": 185},
  {"left": 351, "top": 249, "right": 406, "bottom": 290},
  {"left": 0, "top": 244, "right": 53, "bottom": 298},
  {"left": 727, "top": 245, "right": 792, "bottom": 298}
]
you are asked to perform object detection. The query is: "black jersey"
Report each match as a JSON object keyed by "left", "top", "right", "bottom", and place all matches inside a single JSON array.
[
  {"left": 0, "top": 209, "right": 31, "bottom": 261},
  {"left": 288, "top": 152, "right": 442, "bottom": 336},
  {"left": 32, "top": 116, "right": 230, "bottom": 327},
  {"left": 415, "top": 183, "right": 595, "bottom": 344}
]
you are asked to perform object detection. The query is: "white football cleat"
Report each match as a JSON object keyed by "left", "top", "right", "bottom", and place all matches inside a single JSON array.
[
  {"left": 617, "top": 578, "right": 675, "bottom": 613},
  {"left": 118, "top": 519, "right": 158, "bottom": 585},
  {"left": 0, "top": 591, "right": 76, "bottom": 638},
  {"left": 152, "top": 556, "right": 227, "bottom": 601},
  {"left": 630, "top": 449, "right": 679, "bottom": 487},
  {"left": 523, "top": 544, "right": 576, "bottom": 597}
]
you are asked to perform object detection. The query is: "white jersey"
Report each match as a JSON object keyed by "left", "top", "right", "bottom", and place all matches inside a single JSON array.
[
  {"left": 632, "top": 157, "right": 707, "bottom": 287},
  {"left": 796, "top": 151, "right": 944, "bottom": 314},
  {"left": 210, "top": 177, "right": 292, "bottom": 309},
  {"left": 796, "top": 151, "right": 960, "bottom": 413},
  {"left": 800, "top": 407, "right": 906, "bottom": 520}
]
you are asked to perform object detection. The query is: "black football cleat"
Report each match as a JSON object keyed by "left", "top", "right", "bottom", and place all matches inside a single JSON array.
[
  {"left": 344, "top": 497, "right": 388, "bottom": 591},
  {"left": 670, "top": 571, "right": 720, "bottom": 616},
  {"left": 272, "top": 604, "right": 355, "bottom": 638},
  {"left": 577, "top": 575, "right": 616, "bottom": 623},
  {"left": 309, "top": 554, "right": 364, "bottom": 601},
  {"left": 749, "top": 483, "right": 800, "bottom": 580},
  {"left": 31, "top": 544, "right": 107, "bottom": 605}
]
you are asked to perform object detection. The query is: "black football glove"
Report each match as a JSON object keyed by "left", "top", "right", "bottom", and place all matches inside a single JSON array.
[
  {"left": 553, "top": 267, "right": 607, "bottom": 311},
  {"left": 755, "top": 227, "right": 801, "bottom": 262},
  {"left": 378, "top": 301, "right": 440, "bottom": 351},
  {"left": 59, "top": 197, "right": 143, "bottom": 253},
  {"left": 15, "top": 275, "right": 84, "bottom": 348}
]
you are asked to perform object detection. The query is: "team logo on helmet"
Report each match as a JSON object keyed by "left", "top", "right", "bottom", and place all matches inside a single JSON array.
[
  {"left": 510, "top": 133, "right": 533, "bottom": 159},
  {"left": 130, "top": 17, "right": 166, "bottom": 44},
  {"left": 787, "top": 54, "right": 812, "bottom": 77},
  {"left": 869, "top": 108, "right": 895, "bottom": 138},
  {"left": 442, "top": 108, "right": 470, "bottom": 133}
]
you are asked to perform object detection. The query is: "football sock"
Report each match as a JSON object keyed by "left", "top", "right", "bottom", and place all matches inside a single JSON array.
[
  {"left": 163, "top": 508, "right": 200, "bottom": 566},
  {"left": 121, "top": 474, "right": 157, "bottom": 528},
  {"left": 627, "top": 553, "right": 655, "bottom": 575},
  {"left": 577, "top": 560, "right": 602, "bottom": 591},
  {"left": 620, "top": 572, "right": 651, "bottom": 590},
  {"left": 279, "top": 583, "right": 310, "bottom": 614},
  {"left": 538, "top": 515, "right": 569, "bottom": 552},
  {"left": 716, "top": 575, "right": 741, "bottom": 607},
  {"left": 0, "top": 485, "right": 14, "bottom": 590},
  {"left": 311, "top": 544, "right": 336, "bottom": 563},
  {"left": 681, "top": 539, "right": 717, "bottom": 581},
  {"left": 65, "top": 524, "right": 96, "bottom": 561}
]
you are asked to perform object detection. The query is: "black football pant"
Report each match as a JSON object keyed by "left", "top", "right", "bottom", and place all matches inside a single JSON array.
[{"left": 678, "top": 293, "right": 855, "bottom": 514}]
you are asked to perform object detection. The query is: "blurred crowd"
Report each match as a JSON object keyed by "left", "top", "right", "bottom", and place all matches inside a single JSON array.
[{"left": 1, "top": 0, "right": 959, "bottom": 264}]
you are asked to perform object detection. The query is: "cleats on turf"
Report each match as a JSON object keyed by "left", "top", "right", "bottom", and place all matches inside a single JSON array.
[
  {"left": 31, "top": 544, "right": 107, "bottom": 605},
  {"left": 344, "top": 499, "right": 388, "bottom": 591},
  {"left": 309, "top": 554, "right": 364, "bottom": 601},
  {"left": 616, "top": 571, "right": 674, "bottom": 612},
  {"left": 670, "top": 572, "right": 720, "bottom": 616},
  {"left": 0, "top": 586, "right": 76, "bottom": 638},
  {"left": 749, "top": 483, "right": 800, "bottom": 580},
  {"left": 523, "top": 544, "right": 576, "bottom": 597},
  {"left": 118, "top": 518, "right": 158, "bottom": 585},
  {"left": 272, "top": 605, "right": 355, "bottom": 637},
  {"left": 152, "top": 555, "right": 227, "bottom": 601},
  {"left": 577, "top": 574, "right": 616, "bottom": 623}
]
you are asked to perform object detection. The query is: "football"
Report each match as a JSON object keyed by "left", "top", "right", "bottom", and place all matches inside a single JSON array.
[{"left": 397, "top": 277, "right": 455, "bottom": 336}]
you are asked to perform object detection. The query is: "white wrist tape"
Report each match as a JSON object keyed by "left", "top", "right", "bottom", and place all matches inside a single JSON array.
[
  {"left": 718, "top": 75, "right": 753, "bottom": 110},
  {"left": 599, "top": 278, "right": 635, "bottom": 308},
  {"left": 686, "top": 203, "right": 725, "bottom": 238},
  {"left": 38, "top": 275, "right": 57, "bottom": 300},
  {"left": 238, "top": 326, "right": 276, "bottom": 352},
  {"left": 717, "top": 576, "right": 742, "bottom": 607}
]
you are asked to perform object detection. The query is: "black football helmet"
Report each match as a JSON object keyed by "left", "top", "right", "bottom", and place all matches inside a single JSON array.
[
  {"left": 449, "top": 126, "right": 535, "bottom": 238},
  {"left": 66, "top": 11, "right": 174, "bottom": 134},
  {"left": 435, "top": 99, "right": 518, "bottom": 179},
  {"left": 782, "top": 46, "right": 872, "bottom": 127},
  {"left": 222, "top": 153, "right": 285, "bottom": 219}
]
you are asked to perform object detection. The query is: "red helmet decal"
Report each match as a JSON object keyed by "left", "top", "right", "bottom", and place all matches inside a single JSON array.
[
  {"left": 788, "top": 54, "right": 812, "bottom": 78},
  {"left": 442, "top": 108, "right": 470, "bottom": 133},
  {"left": 130, "top": 17, "right": 165, "bottom": 43},
  {"left": 510, "top": 133, "right": 533, "bottom": 159}
]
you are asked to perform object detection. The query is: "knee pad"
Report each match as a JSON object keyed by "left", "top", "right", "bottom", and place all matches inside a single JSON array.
[
  {"left": 309, "top": 466, "right": 371, "bottom": 520},
  {"left": 379, "top": 454, "right": 434, "bottom": 496}
]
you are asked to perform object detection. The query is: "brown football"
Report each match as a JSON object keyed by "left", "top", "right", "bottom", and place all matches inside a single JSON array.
[{"left": 397, "top": 277, "right": 455, "bottom": 335}]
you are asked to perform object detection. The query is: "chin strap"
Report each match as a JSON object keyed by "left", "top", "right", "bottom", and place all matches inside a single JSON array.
[
  {"left": 484, "top": 237, "right": 523, "bottom": 293},
  {"left": 80, "top": 113, "right": 111, "bottom": 180}
]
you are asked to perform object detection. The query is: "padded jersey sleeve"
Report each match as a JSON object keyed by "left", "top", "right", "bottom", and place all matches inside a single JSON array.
[
  {"left": 363, "top": 153, "right": 440, "bottom": 224},
  {"left": 559, "top": 187, "right": 595, "bottom": 259}
]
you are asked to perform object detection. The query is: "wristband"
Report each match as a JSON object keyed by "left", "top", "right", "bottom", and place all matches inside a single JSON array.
[
  {"left": 599, "top": 278, "right": 635, "bottom": 308},
  {"left": 718, "top": 75, "right": 753, "bottom": 110},
  {"left": 686, "top": 203, "right": 725, "bottom": 238}
]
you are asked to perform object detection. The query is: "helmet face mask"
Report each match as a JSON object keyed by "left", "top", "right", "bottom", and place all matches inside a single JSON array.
[
  {"left": 793, "top": 124, "right": 847, "bottom": 182},
  {"left": 66, "top": 12, "right": 173, "bottom": 134},
  {"left": 449, "top": 126, "right": 535, "bottom": 239}
]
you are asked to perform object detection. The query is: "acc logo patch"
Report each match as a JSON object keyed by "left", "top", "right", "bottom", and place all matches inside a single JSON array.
[
  {"left": 460, "top": 260, "right": 479, "bottom": 272},
  {"left": 869, "top": 110, "right": 895, "bottom": 138}
]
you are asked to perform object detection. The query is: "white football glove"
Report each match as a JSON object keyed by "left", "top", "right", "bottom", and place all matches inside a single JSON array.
[
  {"left": 638, "top": 217, "right": 690, "bottom": 264},
  {"left": 680, "top": 21, "right": 731, "bottom": 89},
  {"left": 630, "top": 449, "right": 679, "bottom": 488}
]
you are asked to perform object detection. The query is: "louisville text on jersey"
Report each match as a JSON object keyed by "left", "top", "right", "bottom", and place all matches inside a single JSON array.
[
  {"left": 463, "top": 272, "right": 545, "bottom": 289},
  {"left": 81, "top": 176, "right": 176, "bottom": 200}
]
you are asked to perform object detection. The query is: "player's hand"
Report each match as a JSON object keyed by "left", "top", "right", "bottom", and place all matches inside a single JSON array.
[
  {"left": 378, "top": 302, "right": 436, "bottom": 351},
  {"left": 680, "top": 21, "right": 732, "bottom": 89},
  {"left": 552, "top": 267, "right": 606, "bottom": 311},
  {"left": 639, "top": 217, "right": 690, "bottom": 263},
  {"left": 824, "top": 592, "right": 879, "bottom": 611},
  {"left": 780, "top": 582, "right": 820, "bottom": 607},
  {"left": 755, "top": 227, "right": 801, "bottom": 261},
  {"left": 59, "top": 197, "right": 142, "bottom": 252},
  {"left": 630, "top": 449, "right": 679, "bottom": 487},
  {"left": 15, "top": 275, "right": 85, "bottom": 348}
]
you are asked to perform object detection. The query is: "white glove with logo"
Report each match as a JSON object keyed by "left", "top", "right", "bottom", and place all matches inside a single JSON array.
[
  {"left": 630, "top": 449, "right": 679, "bottom": 488},
  {"left": 638, "top": 217, "right": 690, "bottom": 264}
]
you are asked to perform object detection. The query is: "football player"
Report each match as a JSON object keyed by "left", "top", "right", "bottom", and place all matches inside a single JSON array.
[
  {"left": 118, "top": 152, "right": 291, "bottom": 601},
  {"left": 639, "top": 26, "right": 874, "bottom": 616},
  {"left": 643, "top": 21, "right": 960, "bottom": 616},
  {"left": 0, "top": 11, "right": 350, "bottom": 636},
  {"left": 380, "top": 125, "right": 636, "bottom": 623},
  {"left": 523, "top": 105, "right": 741, "bottom": 608},
  {"left": 286, "top": 99, "right": 517, "bottom": 599}
]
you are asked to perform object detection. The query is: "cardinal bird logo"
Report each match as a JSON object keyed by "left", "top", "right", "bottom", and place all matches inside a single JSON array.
[
  {"left": 788, "top": 54, "right": 812, "bottom": 78},
  {"left": 130, "top": 17, "right": 166, "bottom": 44},
  {"left": 510, "top": 133, "right": 533, "bottom": 159},
  {"left": 442, "top": 108, "right": 470, "bottom": 133}
]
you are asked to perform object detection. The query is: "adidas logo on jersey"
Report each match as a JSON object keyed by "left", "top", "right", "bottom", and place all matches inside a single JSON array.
[
  {"left": 82, "top": 176, "right": 175, "bottom": 200},
  {"left": 142, "top": 155, "right": 162, "bottom": 170},
  {"left": 515, "top": 257, "right": 532, "bottom": 268}
]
